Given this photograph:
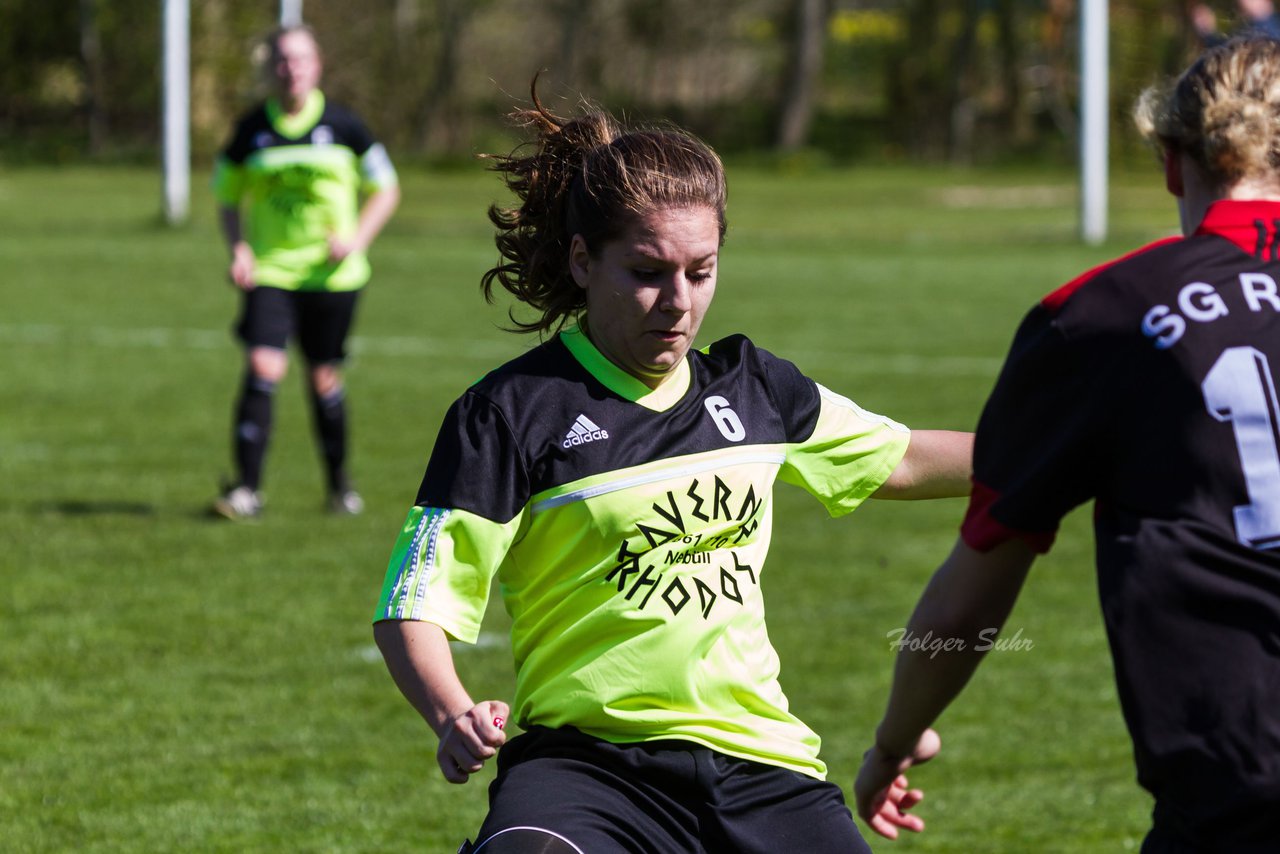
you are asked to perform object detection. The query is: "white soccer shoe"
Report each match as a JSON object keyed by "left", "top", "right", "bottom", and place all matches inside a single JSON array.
[
  {"left": 212, "top": 484, "right": 263, "bottom": 521},
  {"left": 328, "top": 489, "right": 365, "bottom": 516}
]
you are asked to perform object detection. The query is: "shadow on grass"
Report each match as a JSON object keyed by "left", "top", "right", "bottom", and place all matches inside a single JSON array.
[{"left": 22, "top": 500, "right": 158, "bottom": 517}]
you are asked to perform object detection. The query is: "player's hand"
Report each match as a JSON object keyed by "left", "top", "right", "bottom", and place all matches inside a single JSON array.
[
  {"left": 327, "top": 234, "right": 359, "bottom": 264},
  {"left": 436, "top": 700, "right": 510, "bottom": 784},
  {"left": 854, "top": 727, "right": 940, "bottom": 840},
  {"left": 229, "top": 242, "right": 256, "bottom": 291}
]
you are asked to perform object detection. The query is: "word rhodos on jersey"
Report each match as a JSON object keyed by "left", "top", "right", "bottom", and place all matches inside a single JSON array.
[
  {"left": 603, "top": 476, "right": 768, "bottom": 622},
  {"left": 1142, "top": 272, "right": 1280, "bottom": 349}
]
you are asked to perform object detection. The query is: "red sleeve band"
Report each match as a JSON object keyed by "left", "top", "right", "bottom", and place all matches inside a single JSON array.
[{"left": 960, "top": 479, "right": 1057, "bottom": 554}]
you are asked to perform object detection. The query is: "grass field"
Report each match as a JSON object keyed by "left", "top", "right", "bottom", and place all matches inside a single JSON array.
[{"left": 1, "top": 161, "right": 1176, "bottom": 852}]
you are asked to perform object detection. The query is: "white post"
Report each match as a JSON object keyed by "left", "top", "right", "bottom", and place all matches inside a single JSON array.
[
  {"left": 280, "top": 0, "right": 304, "bottom": 26},
  {"left": 161, "top": 0, "right": 190, "bottom": 225},
  {"left": 1080, "top": 0, "right": 1108, "bottom": 245}
]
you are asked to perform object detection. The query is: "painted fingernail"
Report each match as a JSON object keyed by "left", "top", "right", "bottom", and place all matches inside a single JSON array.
[{"left": 493, "top": 716, "right": 506, "bottom": 730}]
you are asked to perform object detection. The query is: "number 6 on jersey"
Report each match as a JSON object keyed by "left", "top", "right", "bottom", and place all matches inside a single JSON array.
[{"left": 704, "top": 396, "right": 746, "bottom": 442}]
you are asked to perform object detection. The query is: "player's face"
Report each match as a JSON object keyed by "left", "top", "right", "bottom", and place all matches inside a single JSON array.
[
  {"left": 270, "top": 31, "right": 322, "bottom": 106},
  {"left": 571, "top": 206, "right": 720, "bottom": 389}
]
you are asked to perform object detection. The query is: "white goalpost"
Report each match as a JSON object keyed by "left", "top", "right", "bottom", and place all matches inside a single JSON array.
[
  {"left": 280, "top": 0, "right": 303, "bottom": 27},
  {"left": 1079, "top": 0, "right": 1109, "bottom": 245},
  {"left": 161, "top": 0, "right": 189, "bottom": 225},
  {"left": 161, "top": 0, "right": 304, "bottom": 226}
]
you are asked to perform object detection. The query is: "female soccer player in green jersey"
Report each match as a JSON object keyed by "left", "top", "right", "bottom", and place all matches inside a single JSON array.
[
  {"left": 211, "top": 25, "right": 400, "bottom": 519},
  {"left": 373, "top": 89, "right": 965, "bottom": 852}
]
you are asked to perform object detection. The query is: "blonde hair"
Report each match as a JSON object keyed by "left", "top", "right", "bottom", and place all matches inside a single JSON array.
[
  {"left": 1136, "top": 36, "right": 1280, "bottom": 187},
  {"left": 480, "top": 82, "right": 727, "bottom": 336}
]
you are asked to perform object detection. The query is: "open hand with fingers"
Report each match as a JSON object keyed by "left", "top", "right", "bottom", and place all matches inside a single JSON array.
[
  {"left": 437, "top": 700, "right": 510, "bottom": 784},
  {"left": 853, "top": 728, "right": 940, "bottom": 840}
]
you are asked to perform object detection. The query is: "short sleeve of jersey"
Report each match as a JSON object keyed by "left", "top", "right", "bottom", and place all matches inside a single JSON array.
[
  {"left": 374, "top": 505, "right": 520, "bottom": 641},
  {"left": 332, "top": 107, "right": 398, "bottom": 192},
  {"left": 415, "top": 390, "right": 529, "bottom": 522},
  {"left": 961, "top": 304, "right": 1101, "bottom": 552},
  {"left": 360, "top": 143, "right": 398, "bottom": 192},
  {"left": 746, "top": 341, "right": 824, "bottom": 441},
  {"left": 768, "top": 351, "right": 910, "bottom": 517},
  {"left": 373, "top": 391, "right": 529, "bottom": 639}
]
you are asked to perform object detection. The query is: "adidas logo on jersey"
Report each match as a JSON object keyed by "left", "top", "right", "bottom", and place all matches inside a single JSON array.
[{"left": 563, "top": 414, "right": 609, "bottom": 449}]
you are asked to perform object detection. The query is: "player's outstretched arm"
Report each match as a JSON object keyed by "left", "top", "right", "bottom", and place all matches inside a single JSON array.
[
  {"left": 373, "top": 619, "right": 508, "bottom": 784},
  {"left": 873, "top": 430, "right": 973, "bottom": 500},
  {"left": 854, "top": 537, "right": 1035, "bottom": 837}
]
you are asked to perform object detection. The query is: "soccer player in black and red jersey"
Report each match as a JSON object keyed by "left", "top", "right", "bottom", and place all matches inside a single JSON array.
[{"left": 854, "top": 37, "right": 1280, "bottom": 852}]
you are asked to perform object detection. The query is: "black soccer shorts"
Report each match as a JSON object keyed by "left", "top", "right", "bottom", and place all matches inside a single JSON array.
[
  {"left": 235, "top": 285, "right": 360, "bottom": 365},
  {"left": 465, "top": 726, "right": 871, "bottom": 854}
]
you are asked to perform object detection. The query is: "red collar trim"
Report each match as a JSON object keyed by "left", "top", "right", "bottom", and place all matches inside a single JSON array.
[
  {"left": 1194, "top": 199, "right": 1280, "bottom": 255},
  {"left": 1041, "top": 236, "right": 1181, "bottom": 311}
]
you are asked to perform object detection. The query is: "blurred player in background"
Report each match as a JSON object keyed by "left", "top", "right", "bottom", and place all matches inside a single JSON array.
[
  {"left": 372, "top": 87, "right": 973, "bottom": 853},
  {"left": 855, "top": 36, "right": 1280, "bottom": 852},
  {"left": 211, "top": 25, "right": 399, "bottom": 520}
]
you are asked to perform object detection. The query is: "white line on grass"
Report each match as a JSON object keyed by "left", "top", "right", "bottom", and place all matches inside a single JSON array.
[{"left": 0, "top": 322, "right": 1002, "bottom": 376}]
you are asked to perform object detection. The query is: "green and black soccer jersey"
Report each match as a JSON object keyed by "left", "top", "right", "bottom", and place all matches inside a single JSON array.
[
  {"left": 212, "top": 90, "right": 398, "bottom": 291},
  {"left": 376, "top": 325, "right": 909, "bottom": 779}
]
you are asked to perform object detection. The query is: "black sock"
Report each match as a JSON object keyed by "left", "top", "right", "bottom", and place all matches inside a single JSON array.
[
  {"left": 311, "top": 385, "right": 348, "bottom": 493},
  {"left": 234, "top": 373, "right": 275, "bottom": 491}
]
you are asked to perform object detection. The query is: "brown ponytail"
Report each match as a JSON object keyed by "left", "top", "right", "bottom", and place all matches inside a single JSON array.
[{"left": 481, "top": 80, "right": 727, "bottom": 336}]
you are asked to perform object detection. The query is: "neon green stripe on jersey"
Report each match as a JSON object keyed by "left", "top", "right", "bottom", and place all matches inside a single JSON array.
[
  {"left": 247, "top": 143, "right": 358, "bottom": 171},
  {"left": 530, "top": 446, "right": 786, "bottom": 515}
]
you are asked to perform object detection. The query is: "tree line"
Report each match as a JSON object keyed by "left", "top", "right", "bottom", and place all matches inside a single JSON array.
[{"left": 0, "top": 0, "right": 1206, "bottom": 166}]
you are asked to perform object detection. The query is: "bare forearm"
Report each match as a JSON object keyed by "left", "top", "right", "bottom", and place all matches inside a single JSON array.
[
  {"left": 351, "top": 185, "right": 400, "bottom": 253},
  {"left": 874, "top": 429, "right": 974, "bottom": 500},
  {"left": 373, "top": 619, "right": 474, "bottom": 737},
  {"left": 874, "top": 539, "right": 1034, "bottom": 755},
  {"left": 375, "top": 618, "right": 510, "bottom": 784}
]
